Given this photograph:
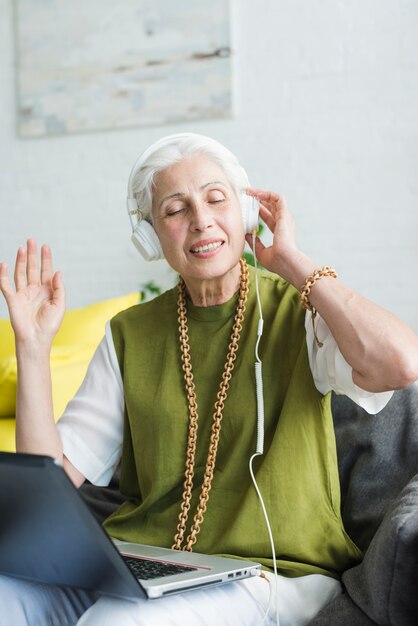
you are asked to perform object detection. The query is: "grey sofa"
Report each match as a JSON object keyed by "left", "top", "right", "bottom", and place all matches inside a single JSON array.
[
  {"left": 81, "top": 384, "right": 418, "bottom": 625},
  {"left": 311, "top": 384, "right": 418, "bottom": 625}
]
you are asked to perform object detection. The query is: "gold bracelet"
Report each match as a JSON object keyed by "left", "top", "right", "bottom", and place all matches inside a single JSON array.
[
  {"left": 300, "top": 266, "right": 337, "bottom": 311},
  {"left": 300, "top": 267, "right": 337, "bottom": 348}
]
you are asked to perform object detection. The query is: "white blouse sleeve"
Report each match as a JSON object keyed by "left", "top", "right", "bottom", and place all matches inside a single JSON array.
[
  {"left": 57, "top": 321, "right": 125, "bottom": 486},
  {"left": 305, "top": 311, "right": 393, "bottom": 414}
]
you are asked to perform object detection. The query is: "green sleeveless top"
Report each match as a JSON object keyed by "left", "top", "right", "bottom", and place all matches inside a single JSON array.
[{"left": 104, "top": 266, "right": 361, "bottom": 577}]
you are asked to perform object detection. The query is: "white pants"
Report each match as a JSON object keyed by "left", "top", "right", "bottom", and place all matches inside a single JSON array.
[{"left": 0, "top": 572, "right": 341, "bottom": 626}]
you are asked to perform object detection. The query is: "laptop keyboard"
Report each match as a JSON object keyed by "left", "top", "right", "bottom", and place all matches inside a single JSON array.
[{"left": 122, "top": 555, "right": 197, "bottom": 580}]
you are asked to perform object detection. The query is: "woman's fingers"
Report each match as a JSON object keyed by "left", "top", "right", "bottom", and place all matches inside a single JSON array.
[
  {"left": 26, "top": 239, "right": 40, "bottom": 286},
  {"left": 258, "top": 204, "right": 276, "bottom": 233},
  {"left": 14, "top": 246, "right": 27, "bottom": 291},
  {"left": 260, "top": 193, "right": 288, "bottom": 216},
  {"left": 40, "top": 244, "right": 53, "bottom": 286},
  {"left": 245, "top": 233, "right": 267, "bottom": 258},
  {"left": 11, "top": 240, "right": 55, "bottom": 292},
  {"left": 247, "top": 188, "right": 288, "bottom": 214},
  {"left": 0, "top": 262, "right": 13, "bottom": 300},
  {"left": 51, "top": 271, "right": 65, "bottom": 307}
]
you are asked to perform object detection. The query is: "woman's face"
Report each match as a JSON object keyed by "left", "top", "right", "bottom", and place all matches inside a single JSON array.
[{"left": 151, "top": 154, "right": 245, "bottom": 282}]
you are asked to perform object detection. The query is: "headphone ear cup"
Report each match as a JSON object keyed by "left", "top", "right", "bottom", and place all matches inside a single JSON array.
[
  {"left": 241, "top": 194, "right": 260, "bottom": 234},
  {"left": 131, "top": 220, "right": 164, "bottom": 261}
]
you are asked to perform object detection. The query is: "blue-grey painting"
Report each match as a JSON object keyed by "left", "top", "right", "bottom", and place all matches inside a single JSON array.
[{"left": 15, "top": 0, "right": 231, "bottom": 137}]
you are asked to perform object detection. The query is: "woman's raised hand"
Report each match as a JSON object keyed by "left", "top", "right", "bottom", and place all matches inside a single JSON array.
[{"left": 0, "top": 239, "right": 66, "bottom": 349}]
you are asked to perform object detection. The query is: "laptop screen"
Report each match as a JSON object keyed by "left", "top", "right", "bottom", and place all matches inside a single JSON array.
[{"left": 0, "top": 452, "right": 144, "bottom": 598}]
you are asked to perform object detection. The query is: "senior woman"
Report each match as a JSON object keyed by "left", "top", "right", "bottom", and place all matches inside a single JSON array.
[{"left": 1, "top": 133, "right": 418, "bottom": 626}]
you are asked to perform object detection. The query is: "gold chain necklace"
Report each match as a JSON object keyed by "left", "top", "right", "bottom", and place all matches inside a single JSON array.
[{"left": 172, "top": 258, "right": 249, "bottom": 551}]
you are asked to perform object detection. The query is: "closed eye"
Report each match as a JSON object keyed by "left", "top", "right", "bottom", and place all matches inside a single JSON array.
[
  {"left": 166, "top": 202, "right": 187, "bottom": 216},
  {"left": 207, "top": 190, "right": 226, "bottom": 203},
  {"left": 166, "top": 208, "right": 185, "bottom": 216}
]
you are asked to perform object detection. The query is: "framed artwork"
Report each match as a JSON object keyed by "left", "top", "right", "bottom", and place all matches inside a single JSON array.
[{"left": 14, "top": 0, "right": 231, "bottom": 137}]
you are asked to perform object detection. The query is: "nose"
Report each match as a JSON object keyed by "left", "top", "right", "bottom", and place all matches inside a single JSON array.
[{"left": 189, "top": 202, "right": 214, "bottom": 232}]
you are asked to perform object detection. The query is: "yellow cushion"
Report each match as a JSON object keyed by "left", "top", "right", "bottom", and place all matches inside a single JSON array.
[
  {"left": 0, "top": 355, "right": 16, "bottom": 417},
  {"left": 0, "top": 346, "right": 94, "bottom": 420},
  {"left": 0, "top": 347, "right": 93, "bottom": 451},
  {"left": 54, "top": 292, "right": 139, "bottom": 347},
  {"left": 0, "top": 318, "right": 15, "bottom": 360},
  {"left": 0, "top": 419, "right": 16, "bottom": 453},
  {"left": 50, "top": 345, "right": 97, "bottom": 418},
  {"left": 0, "top": 292, "right": 139, "bottom": 355},
  {"left": 0, "top": 292, "right": 139, "bottom": 451}
]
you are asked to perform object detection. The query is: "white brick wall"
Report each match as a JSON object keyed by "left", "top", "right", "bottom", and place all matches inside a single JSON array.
[{"left": 1, "top": 0, "right": 417, "bottom": 332}]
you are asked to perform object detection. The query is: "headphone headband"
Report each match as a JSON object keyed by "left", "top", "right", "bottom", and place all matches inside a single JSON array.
[{"left": 127, "top": 133, "right": 220, "bottom": 204}]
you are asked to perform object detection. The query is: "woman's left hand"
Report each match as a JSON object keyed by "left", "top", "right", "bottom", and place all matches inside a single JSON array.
[{"left": 244, "top": 188, "right": 308, "bottom": 285}]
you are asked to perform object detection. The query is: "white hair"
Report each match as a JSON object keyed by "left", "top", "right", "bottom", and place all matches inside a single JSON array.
[{"left": 131, "top": 134, "right": 250, "bottom": 221}]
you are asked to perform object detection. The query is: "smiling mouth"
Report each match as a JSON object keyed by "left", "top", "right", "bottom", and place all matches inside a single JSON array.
[{"left": 190, "top": 241, "right": 224, "bottom": 254}]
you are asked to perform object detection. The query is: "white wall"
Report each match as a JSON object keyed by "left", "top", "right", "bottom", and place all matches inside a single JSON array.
[{"left": 1, "top": 0, "right": 417, "bottom": 332}]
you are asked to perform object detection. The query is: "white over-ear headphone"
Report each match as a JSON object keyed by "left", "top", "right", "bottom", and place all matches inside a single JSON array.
[{"left": 126, "top": 133, "right": 259, "bottom": 261}]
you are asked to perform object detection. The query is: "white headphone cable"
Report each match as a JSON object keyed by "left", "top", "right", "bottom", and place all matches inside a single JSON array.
[{"left": 249, "top": 232, "right": 280, "bottom": 626}]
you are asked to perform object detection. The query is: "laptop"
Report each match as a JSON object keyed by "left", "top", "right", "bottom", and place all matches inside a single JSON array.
[{"left": 0, "top": 452, "right": 261, "bottom": 599}]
